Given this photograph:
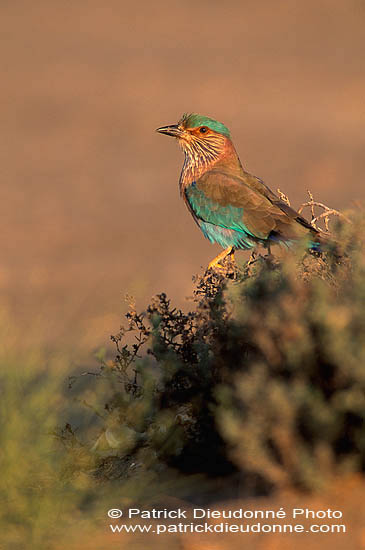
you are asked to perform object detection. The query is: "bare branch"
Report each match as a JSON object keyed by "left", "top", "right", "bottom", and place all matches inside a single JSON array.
[
  {"left": 311, "top": 209, "right": 351, "bottom": 226},
  {"left": 277, "top": 189, "right": 291, "bottom": 206},
  {"left": 297, "top": 190, "right": 351, "bottom": 232}
]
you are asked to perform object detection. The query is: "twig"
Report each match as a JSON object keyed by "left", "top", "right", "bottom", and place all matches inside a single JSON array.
[
  {"left": 311, "top": 209, "right": 350, "bottom": 227},
  {"left": 298, "top": 190, "right": 351, "bottom": 231},
  {"left": 277, "top": 189, "right": 291, "bottom": 206}
]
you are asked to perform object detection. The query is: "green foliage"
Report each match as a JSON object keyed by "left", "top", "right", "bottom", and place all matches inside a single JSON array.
[
  {"left": 0, "top": 346, "right": 117, "bottom": 549},
  {"left": 72, "top": 213, "right": 365, "bottom": 494}
]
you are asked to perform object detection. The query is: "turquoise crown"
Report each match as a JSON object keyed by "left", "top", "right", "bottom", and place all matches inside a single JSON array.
[{"left": 179, "top": 113, "right": 231, "bottom": 138}]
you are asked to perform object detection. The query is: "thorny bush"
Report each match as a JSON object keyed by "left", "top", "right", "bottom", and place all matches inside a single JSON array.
[{"left": 64, "top": 207, "right": 365, "bottom": 497}]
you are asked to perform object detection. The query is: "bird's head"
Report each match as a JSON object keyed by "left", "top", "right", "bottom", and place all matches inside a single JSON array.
[{"left": 156, "top": 113, "right": 231, "bottom": 163}]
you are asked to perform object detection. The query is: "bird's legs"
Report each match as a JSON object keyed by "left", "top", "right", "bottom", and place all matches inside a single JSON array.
[{"left": 208, "top": 246, "right": 235, "bottom": 270}]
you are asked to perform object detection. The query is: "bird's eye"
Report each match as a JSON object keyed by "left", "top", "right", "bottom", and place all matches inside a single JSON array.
[{"left": 199, "top": 126, "right": 208, "bottom": 134}]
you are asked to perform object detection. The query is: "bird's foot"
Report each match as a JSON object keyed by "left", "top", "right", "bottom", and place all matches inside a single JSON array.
[
  {"left": 208, "top": 259, "right": 226, "bottom": 271},
  {"left": 207, "top": 247, "right": 236, "bottom": 276}
]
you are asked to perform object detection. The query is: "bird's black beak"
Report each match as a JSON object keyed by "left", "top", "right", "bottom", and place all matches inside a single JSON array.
[{"left": 155, "top": 124, "right": 183, "bottom": 138}]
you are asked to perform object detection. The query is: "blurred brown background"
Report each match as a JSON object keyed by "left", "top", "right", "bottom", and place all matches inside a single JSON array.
[{"left": 1, "top": 0, "right": 364, "bottom": 350}]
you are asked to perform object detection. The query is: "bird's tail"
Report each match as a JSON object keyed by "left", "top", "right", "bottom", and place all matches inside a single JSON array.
[{"left": 309, "top": 231, "right": 343, "bottom": 259}]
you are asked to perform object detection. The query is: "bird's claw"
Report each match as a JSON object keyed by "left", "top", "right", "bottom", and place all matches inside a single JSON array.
[
  {"left": 207, "top": 246, "right": 235, "bottom": 272},
  {"left": 208, "top": 260, "right": 226, "bottom": 271}
]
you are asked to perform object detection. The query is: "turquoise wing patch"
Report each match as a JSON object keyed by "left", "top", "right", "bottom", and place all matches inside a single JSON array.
[{"left": 185, "top": 183, "right": 255, "bottom": 237}]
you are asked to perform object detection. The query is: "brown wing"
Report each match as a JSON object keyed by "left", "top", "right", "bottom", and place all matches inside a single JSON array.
[
  {"left": 196, "top": 170, "right": 313, "bottom": 241},
  {"left": 240, "top": 170, "right": 317, "bottom": 232}
]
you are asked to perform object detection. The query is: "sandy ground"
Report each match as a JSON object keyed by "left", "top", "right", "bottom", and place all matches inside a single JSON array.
[
  {"left": 1, "top": 0, "right": 364, "bottom": 350},
  {"left": 61, "top": 475, "right": 365, "bottom": 549}
]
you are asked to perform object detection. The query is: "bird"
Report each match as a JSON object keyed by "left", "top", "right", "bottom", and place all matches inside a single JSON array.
[{"left": 156, "top": 113, "right": 323, "bottom": 270}]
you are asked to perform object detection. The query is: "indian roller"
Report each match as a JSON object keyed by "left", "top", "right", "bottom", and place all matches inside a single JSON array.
[{"left": 156, "top": 113, "right": 323, "bottom": 269}]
